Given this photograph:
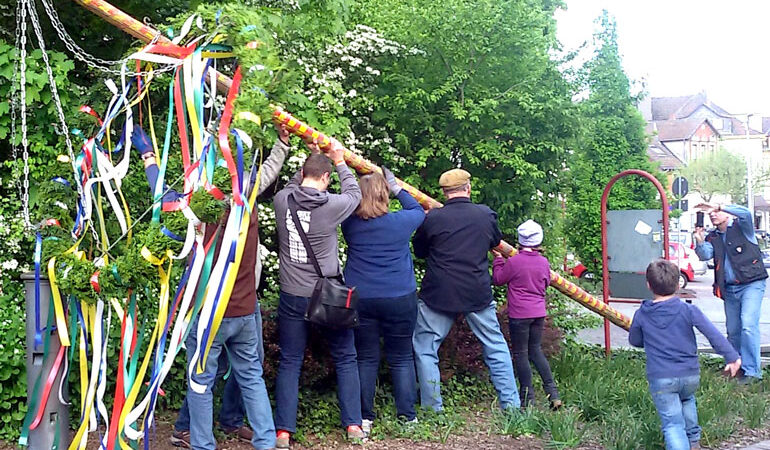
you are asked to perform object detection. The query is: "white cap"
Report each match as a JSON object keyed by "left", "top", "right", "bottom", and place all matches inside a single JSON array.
[{"left": 517, "top": 219, "right": 543, "bottom": 247}]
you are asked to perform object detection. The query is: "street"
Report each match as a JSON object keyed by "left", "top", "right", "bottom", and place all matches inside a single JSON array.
[{"left": 576, "top": 270, "right": 770, "bottom": 352}]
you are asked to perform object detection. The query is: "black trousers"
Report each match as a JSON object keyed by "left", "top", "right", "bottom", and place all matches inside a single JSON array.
[{"left": 508, "top": 317, "right": 559, "bottom": 405}]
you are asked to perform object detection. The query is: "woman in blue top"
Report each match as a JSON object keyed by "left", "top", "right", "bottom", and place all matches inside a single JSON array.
[{"left": 342, "top": 167, "right": 425, "bottom": 431}]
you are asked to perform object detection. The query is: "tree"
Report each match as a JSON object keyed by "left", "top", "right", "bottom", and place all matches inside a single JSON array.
[
  {"left": 566, "top": 11, "right": 664, "bottom": 273},
  {"left": 349, "top": 0, "right": 578, "bottom": 239},
  {"left": 681, "top": 148, "right": 746, "bottom": 203}
]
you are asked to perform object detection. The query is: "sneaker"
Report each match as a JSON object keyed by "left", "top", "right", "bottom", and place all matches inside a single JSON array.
[
  {"left": 404, "top": 418, "right": 419, "bottom": 427},
  {"left": 170, "top": 430, "right": 191, "bottom": 448},
  {"left": 346, "top": 425, "right": 366, "bottom": 442},
  {"left": 361, "top": 419, "right": 373, "bottom": 435},
  {"left": 690, "top": 442, "right": 701, "bottom": 450},
  {"left": 276, "top": 430, "right": 291, "bottom": 449},
  {"left": 220, "top": 425, "right": 254, "bottom": 442},
  {"left": 550, "top": 399, "right": 564, "bottom": 411}
]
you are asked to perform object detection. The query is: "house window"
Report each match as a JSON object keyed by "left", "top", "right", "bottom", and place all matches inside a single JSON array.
[{"left": 709, "top": 143, "right": 715, "bottom": 152}]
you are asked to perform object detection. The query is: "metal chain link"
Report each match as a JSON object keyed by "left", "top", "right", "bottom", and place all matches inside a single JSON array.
[
  {"left": 10, "top": 0, "right": 23, "bottom": 206},
  {"left": 32, "top": 0, "right": 179, "bottom": 77},
  {"left": 18, "top": 0, "right": 31, "bottom": 229}
]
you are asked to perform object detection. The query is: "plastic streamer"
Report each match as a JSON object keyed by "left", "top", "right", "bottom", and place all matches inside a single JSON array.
[{"left": 19, "top": 13, "right": 282, "bottom": 448}]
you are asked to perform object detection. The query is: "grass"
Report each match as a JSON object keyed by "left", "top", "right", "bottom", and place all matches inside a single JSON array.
[{"left": 287, "top": 344, "right": 770, "bottom": 448}]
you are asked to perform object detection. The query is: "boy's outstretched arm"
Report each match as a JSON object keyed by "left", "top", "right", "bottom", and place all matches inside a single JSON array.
[{"left": 690, "top": 304, "right": 741, "bottom": 373}]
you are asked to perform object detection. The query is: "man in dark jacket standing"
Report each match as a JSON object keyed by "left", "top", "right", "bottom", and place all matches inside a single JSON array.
[
  {"left": 412, "top": 169, "right": 519, "bottom": 411},
  {"left": 694, "top": 203, "right": 767, "bottom": 384}
]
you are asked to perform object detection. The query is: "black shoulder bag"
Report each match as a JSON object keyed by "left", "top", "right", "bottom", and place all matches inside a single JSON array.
[{"left": 288, "top": 194, "right": 359, "bottom": 328}]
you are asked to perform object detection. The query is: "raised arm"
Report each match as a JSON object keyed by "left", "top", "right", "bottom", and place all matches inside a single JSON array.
[
  {"left": 254, "top": 126, "right": 291, "bottom": 195},
  {"left": 132, "top": 127, "right": 184, "bottom": 203},
  {"left": 722, "top": 204, "right": 758, "bottom": 244}
]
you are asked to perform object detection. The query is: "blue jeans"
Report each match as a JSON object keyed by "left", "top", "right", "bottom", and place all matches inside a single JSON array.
[
  {"left": 355, "top": 292, "right": 418, "bottom": 421},
  {"left": 723, "top": 280, "right": 766, "bottom": 378},
  {"left": 274, "top": 292, "right": 362, "bottom": 432},
  {"left": 187, "top": 315, "right": 275, "bottom": 450},
  {"left": 649, "top": 376, "right": 701, "bottom": 450},
  {"left": 412, "top": 300, "right": 519, "bottom": 411},
  {"left": 175, "top": 306, "right": 265, "bottom": 431}
]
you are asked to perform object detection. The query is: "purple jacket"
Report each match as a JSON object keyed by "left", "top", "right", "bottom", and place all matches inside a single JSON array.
[{"left": 492, "top": 251, "right": 550, "bottom": 319}]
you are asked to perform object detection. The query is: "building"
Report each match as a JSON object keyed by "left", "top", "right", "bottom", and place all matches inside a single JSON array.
[{"left": 640, "top": 92, "right": 770, "bottom": 231}]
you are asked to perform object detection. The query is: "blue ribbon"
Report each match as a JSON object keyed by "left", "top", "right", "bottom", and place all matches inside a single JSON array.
[
  {"left": 51, "top": 177, "right": 71, "bottom": 188},
  {"left": 33, "top": 233, "right": 42, "bottom": 349},
  {"left": 161, "top": 226, "right": 184, "bottom": 242}
]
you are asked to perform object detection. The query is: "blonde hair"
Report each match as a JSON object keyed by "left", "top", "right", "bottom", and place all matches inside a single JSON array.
[{"left": 355, "top": 173, "right": 390, "bottom": 219}]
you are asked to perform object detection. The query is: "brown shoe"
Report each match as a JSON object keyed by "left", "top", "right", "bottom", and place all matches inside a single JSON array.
[
  {"left": 550, "top": 399, "right": 564, "bottom": 411},
  {"left": 220, "top": 425, "right": 254, "bottom": 442},
  {"left": 170, "top": 430, "right": 191, "bottom": 448}
]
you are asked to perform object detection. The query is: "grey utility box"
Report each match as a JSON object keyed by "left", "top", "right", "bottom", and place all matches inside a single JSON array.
[
  {"left": 22, "top": 272, "right": 70, "bottom": 449},
  {"left": 607, "top": 209, "right": 665, "bottom": 299}
]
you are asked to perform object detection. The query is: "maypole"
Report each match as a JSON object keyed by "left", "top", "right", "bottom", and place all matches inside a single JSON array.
[{"left": 68, "top": 0, "right": 633, "bottom": 332}]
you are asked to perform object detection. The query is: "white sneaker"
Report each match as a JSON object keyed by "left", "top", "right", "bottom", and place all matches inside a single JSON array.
[
  {"left": 405, "top": 418, "right": 418, "bottom": 426},
  {"left": 361, "top": 419, "right": 373, "bottom": 435}
]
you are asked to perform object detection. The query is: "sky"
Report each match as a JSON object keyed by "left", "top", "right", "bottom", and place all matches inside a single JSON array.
[{"left": 555, "top": 0, "right": 770, "bottom": 118}]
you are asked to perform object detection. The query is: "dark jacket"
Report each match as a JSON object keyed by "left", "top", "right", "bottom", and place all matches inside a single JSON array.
[
  {"left": 412, "top": 197, "right": 502, "bottom": 313},
  {"left": 629, "top": 297, "right": 739, "bottom": 380},
  {"left": 706, "top": 225, "right": 767, "bottom": 298}
]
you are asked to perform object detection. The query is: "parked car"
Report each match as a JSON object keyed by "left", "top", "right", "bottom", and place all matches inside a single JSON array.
[{"left": 568, "top": 243, "right": 702, "bottom": 289}]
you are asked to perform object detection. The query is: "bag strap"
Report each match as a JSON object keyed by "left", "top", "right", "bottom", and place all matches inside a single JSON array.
[{"left": 287, "top": 194, "right": 324, "bottom": 277}]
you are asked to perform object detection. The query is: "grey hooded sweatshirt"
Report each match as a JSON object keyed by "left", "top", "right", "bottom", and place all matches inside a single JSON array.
[{"left": 274, "top": 162, "right": 361, "bottom": 297}]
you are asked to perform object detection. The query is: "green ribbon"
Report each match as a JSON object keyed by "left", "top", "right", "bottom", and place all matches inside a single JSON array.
[{"left": 19, "top": 296, "right": 57, "bottom": 446}]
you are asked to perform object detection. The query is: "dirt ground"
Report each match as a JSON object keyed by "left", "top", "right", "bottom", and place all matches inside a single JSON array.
[{"left": 5, "top": 415, "right": 770, "bottom": 449}]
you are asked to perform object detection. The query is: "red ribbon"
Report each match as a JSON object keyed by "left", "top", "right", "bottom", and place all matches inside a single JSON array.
[
  {"left": 217, "top": 66, "right": 244, "bottom": 205},
  {"left": 90, "top": 270, "right": 101, "bottom": 293},
  {"left": 79, "top": 105, "right": 104, "bottom": 126},
  {"left": 28, "top": 346, "right": 66, "bottom": 430}
]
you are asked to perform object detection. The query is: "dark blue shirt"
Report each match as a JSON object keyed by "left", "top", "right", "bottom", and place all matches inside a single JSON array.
[
  {"left": 412, "top": 197, "right": 503, "bottom": 313},
  {"left": 342, "top": 191, "right": 425, "bottom": 299},
  {"left": 629, "top": 297, "right": 739, "bottom": 380}
]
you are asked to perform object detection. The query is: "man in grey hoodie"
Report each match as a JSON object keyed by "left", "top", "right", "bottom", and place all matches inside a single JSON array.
[{"left": 272, "top": 139, "right": 364, "bottom": 448}]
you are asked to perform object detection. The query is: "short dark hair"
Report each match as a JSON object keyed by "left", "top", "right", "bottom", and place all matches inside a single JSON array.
[
  {"left": 303, "top": 154, "right": 333, "bottom": 179},
  {"left": 646, "top": 259, "right": 679, "bottom": 296}
]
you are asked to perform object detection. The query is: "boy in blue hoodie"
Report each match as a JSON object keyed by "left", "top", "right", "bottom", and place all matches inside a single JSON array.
[{"left": 629, "top": 259, "right": 742, "bottom": 450}]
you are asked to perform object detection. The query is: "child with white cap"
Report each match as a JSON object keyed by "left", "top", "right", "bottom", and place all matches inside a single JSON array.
[{"left": 492, "top": 219, "right": 562, "bottom": 409}]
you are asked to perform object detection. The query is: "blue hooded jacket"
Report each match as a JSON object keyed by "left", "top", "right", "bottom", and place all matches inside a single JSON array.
[{"left": 629, "top": 297, "right": 739, "bottom": 380}]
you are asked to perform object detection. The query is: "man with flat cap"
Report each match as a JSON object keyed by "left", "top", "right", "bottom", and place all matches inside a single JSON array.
[{"left": 411, "top": 168, "right": 520, "bottom": 412}]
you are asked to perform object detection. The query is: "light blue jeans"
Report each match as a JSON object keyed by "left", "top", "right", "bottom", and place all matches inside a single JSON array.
[
  {"left": 723, "top": 279, "right": 766, "bottom": 378},
  {"left": 412, "top": 300, "right": 519, "bottom": 411},
  {"left": 649, "top": 375, "right": 701, "bottom": 450},
  {"left": 188, "top": 315, "right": 275, "bottom": 450}
]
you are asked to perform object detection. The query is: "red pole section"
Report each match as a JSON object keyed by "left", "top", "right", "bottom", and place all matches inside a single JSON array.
[{"left": 600, "top": 169, "right": 670, "bottom": 355}]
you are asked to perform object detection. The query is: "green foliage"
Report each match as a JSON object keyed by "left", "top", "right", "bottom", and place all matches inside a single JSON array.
[
  {"left": 681, "top": 148, "right": 747, "bottom": 203},
  {"left": 351, "top": 0, "right": 577, "bottom": 236},
  {"left": 566, "top": 12, "right": 665, "bottom": 274}
]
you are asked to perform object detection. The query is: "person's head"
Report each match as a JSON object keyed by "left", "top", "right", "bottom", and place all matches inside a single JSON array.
[
  {"left": 709, "top": 209, "right": 731, "bottom": 229},
  {"left": 301, "top": 154, "right": 334, "bottom": 191},
  {"left": 355, "top": 172, "right": 390, "bottom": 219},
  {"left": 517, "top": 219, "right": 543, "bottom": 251},
  {"left": 439, "top": 168, "right": 471, "bottom": 199},
  {"left": 646, "top": 259, "right": 679, "bottom": 297}
]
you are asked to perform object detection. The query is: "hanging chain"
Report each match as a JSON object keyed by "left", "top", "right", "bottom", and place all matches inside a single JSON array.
[
  {"left": 18, "top": 0, "right": 31, "bottom": 229},
  {"left": 10, "top": 0, "right": 24, "bottom": 207},
  {"left": 32, "top": 0, "right": 178, "bottom": 77}
]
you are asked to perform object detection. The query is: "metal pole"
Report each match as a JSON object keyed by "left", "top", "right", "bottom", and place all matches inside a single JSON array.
[{"left": 21, "top": 272, "right": 69, "bottom": 449}]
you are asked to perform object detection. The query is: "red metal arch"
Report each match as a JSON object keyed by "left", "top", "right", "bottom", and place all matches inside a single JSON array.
[{"left": 600, "top": 169, "right": 670, "bottom": 355}]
